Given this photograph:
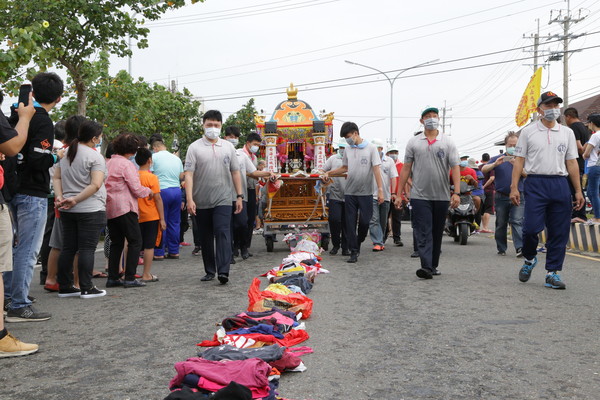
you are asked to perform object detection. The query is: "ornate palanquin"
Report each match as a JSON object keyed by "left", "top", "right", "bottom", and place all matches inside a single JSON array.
[{"left": 254, "top": 85, "right": 333, "bottom": 249}]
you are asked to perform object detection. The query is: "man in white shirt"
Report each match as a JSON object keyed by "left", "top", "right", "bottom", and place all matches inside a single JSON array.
[
  {"left": 369, "top": 138, "right": 398, "bottom": 251},
  {"left": 510, "top": 91, "right": 584, "bottom": 290}
]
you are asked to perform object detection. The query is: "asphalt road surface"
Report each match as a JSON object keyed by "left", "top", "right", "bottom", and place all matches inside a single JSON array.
[{"left": 2, "top": 225, "right": 599, "bottom": 400}]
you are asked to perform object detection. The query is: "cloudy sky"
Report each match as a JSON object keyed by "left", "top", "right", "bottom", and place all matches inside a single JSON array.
[{"left": 16, "top": 0, "right": 600, "bottom": 159}]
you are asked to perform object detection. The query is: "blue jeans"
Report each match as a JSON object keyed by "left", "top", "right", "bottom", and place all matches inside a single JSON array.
[
  {"left": 369, "top": 199, "right": 390, "bottom": 246},
  {"left": 587, "top": 166, "right": 600, "bottom": 219},
  {"left": 3, "top": 194, "right": 47, "bottom": 309},
  {"left": 494, "top": 192, "right": 524, "bottom": 253},
  {"left": 154, "top": 187, "right": 182, "bottom": 256}
]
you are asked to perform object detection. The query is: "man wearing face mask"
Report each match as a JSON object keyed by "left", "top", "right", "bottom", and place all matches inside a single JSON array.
[
  {"left": 385, "top": 146, "right": 406, "bottom": 247},
  {"left": 184, "top": 110, "right": 244, "bottom": 285},
  {"left": 321, "top": 122, "right": 384, "bottom": 263},
  {"left": 324, "top": 139, "right": 349, "bottom": 256},
  {"left": 224, "top": 129, "right": 274, "bottom": 261},
  {"left": 397, "top": 107, "right": 461, "bottom": 279},
  {"left": 510, "top": 91, "right": 584, "bottom": 290},
  {"left": 482, "top": 131, "right": 524, "bottom": 257}
]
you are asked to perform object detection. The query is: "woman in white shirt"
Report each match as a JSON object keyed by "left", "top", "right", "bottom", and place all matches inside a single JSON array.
[{"left": 583, "top": 114, "right": 600, "bottom": 223}]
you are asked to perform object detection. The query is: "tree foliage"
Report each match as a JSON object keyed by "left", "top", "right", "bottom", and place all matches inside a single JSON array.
[
  {"left": 222, "top": 98, "right": 258, "bottom": 146},
  {"left": 0, "top": 0, "right": 203, "bottom": 114},
  {"left": 58, "top": 69, "right": 202, "bottom": 157}
]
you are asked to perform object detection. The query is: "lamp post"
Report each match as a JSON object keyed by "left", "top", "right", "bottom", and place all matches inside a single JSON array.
[
  {"left": 359, "top": 118, "right": 385, "bottom": 130},
  {"left": 345, "top": 59, "right": 439, "bottom": 146}
]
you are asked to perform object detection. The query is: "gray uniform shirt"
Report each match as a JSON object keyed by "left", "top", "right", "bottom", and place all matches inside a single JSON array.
[
  {"left": 404, "top": 132, "right": 459, "bottom": 201},
  {"left": 58, "top": 145, "right": 107, "bottom": 213},
  {"left": 514, "top": 120, "right": 578, "bottom": 176},
  {"left": 373, "top": 155, "right": 398, "bottom": 201},
  {"left": 185, "top": 137, "right": 240, "bottom": 209},
  {"left": 324, "top": 154, "right": 346, "bottom": 202},
  {"left": 232, "top": 149, "right": 256, "bottom": 202},
  {"left": 342, "top": 142, "right": 382, "bottom": 196}
]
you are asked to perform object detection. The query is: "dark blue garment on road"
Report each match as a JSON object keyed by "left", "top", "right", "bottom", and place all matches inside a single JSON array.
[{"left": 227, "top": 324, "right": 285, "bottom": 339}]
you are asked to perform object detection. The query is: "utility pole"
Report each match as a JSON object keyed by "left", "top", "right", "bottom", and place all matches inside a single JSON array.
[
  {"left": 523, "top": 19, "right": 541, "bottom": 119},
  {"left": 548, "top": 0, "right": 586, "bottom": 109},
  {"left": 440, "top": 100, "right": 452, "bottom": 135},
  {"left": 170, "top": 80, "right": 177, "bottom": 94}
]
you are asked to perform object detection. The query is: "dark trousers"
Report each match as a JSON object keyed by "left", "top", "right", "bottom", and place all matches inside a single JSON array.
[
  {"left": 385, "top": 204, "right": 402, "bottom": 241},
  {"left": 411, "top": 211, "right": 418, "bottom": 252},
  {"left": 570, "top": 173, "right": 587, "bottom": 220},
  {"left": 245, "top": 188, "right": 257, "bottom": 249},
  {"left": 197, "top": 205, "right": 232, "bottom": 276},
  {"left": 39, "top": 197, "right": 55, "bottom": 283},
  {"left": 344, "top": 195, "right": 373, "bottom": 254},
  {"left": 411, "top": 199, "right": 449, "bottom": 271},
  {"left": 328, "top": 199, "right": 347, "bottom": 251},
  {"left": 522, "top": 175, "right": 572, "bottom": 271},
  {"left": 191, "top": 213, "right": 201, "bottom": 247},
  {"left": 58, "top": 211, "right": 106, "bottom": 291},
  {"left": 107, "top": 212, "right": 143, "bottom": 281},
  {"left": 231, "top": 201, "right": 248, "bottom": 251},
  {"left": 154, "top": 187, "right": 181, "bottom": 256}
]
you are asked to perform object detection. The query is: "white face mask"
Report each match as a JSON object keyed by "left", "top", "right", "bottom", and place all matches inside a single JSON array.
[
  {"left": 424, "top": 118, "right": 440, "bottom": 130},
  {"left": 543, "top": 108, "right": 561, "bottom": 122},
  {"left": 250, "top": 145, "right": 259, "bottom": 153},
  {"left": 204, "top": 127, "right": 220, "bottom": 140},
  {"left": 338, "top": 148, "right": 345, "bottom": 157},
  {"left": 227, "top": 138, "right": 239, "bottom": 146}
]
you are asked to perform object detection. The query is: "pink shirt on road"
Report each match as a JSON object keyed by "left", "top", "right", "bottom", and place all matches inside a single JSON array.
[{"left": 105, "top": 155, "right": 152, "bottom": 219}]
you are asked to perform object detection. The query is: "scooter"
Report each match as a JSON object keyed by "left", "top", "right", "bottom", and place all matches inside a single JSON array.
[{"left": 445, "top": 181, "right": 477, "bottom": 245}]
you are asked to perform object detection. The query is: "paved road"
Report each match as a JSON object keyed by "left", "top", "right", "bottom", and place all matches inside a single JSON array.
[{"left": 2, "top": 225, "right": 599, "bottom": 400}]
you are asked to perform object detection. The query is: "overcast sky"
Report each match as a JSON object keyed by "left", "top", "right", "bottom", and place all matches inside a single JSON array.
[{"left": 12, "top": 0, "right": 600, "bottom": 159}]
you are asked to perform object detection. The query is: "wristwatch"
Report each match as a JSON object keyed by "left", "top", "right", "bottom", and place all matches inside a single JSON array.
[{"left": 236, "top": 194, "right": 244, "bottom": 199}]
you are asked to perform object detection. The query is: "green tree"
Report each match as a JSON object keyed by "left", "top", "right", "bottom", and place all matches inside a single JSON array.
[
  {"left": 58, "top": 69, "right": 202, "bottom": 157},
  {"left": 223, "top": 98, "right": 258, "bottom": 146},
  {"left": 0, "top": 0, "right": 203, "bottom": 115}
]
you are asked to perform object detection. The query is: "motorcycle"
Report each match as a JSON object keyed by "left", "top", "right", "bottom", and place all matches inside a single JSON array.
[{"left": 445, "top": 181, "right": 477, "bottom": 245}]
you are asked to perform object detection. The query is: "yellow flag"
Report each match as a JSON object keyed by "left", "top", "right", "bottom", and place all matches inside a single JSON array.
[{"left": 515, "top": 67, "right": 542, "bottom": 127}]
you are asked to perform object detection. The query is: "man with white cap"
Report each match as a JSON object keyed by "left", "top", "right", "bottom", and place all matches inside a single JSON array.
[
  {"left": 369, "top": 138, "right": 398, "bottom": 251},
  {"left": 385, "top": 145, "right": 405, "bottom": 246},
  {"left": 511, "top": 91, "right": 584, "bottom": 290},
  {"left": 323, "top": 139, "right": 349, "bottom": 256}
]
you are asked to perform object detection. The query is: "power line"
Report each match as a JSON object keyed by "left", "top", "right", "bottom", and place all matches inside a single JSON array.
[
  {"left": 145, "top": 0, "right": 557, "bottom": 83},
  {"left": 200, "top": 42, "right": 600, "bottom": 101},
  {"left": 146, "top": 0, "right": 339, "bottom": 27},
  {"left": 155, "top": 0, "right": 294, "bottom": 21}
]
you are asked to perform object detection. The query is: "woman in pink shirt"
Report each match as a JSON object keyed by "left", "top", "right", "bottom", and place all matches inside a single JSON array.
[{"left": 105, "top": 133, "right": 152, "bottom": 288}]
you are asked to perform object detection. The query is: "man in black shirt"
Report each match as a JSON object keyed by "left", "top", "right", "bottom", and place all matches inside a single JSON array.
[
  {"left": 4, "top": 72, "right": 64, "bottom": 323},
  {"left": 0, "top": 89, "right": 40, "bottom": 357},
  {"left": 564, "top": 107, "right": 591, "bottom": 222}
]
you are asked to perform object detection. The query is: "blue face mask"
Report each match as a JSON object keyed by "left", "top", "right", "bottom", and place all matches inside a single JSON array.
[
  {"left": 506, "top": 147, "right": 516, "bottom": 155},
  {"left": 459, "top": 160, "right": 468, "bottom": 168}
]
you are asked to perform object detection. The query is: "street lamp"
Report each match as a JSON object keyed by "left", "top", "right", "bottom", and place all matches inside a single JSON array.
[
  {"left": 359, "top": 118, "right": 385, "bottom": 130},
  {"left": 345, "top": 59, "right": 439, "bottom": 146}
]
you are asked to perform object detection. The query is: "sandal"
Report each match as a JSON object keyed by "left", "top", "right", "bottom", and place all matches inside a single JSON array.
[{"left": 141, "top": 274, "right": 159, "bottom": 283}]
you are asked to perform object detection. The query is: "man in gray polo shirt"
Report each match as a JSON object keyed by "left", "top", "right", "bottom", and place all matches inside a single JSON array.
[
  {"left": 322, "top": 122, "right": 383, "bottom": 263},
  {"left": 510, "top": 91, "right": 584, "bottom": 290},
  {"left": 397, "top": 107, "right": 460, "bottom": 279},
  {"left": 184, "top": 110, "right": 244, "bottom": 285},
  {"left": 323, "top": 139, "right": 349, "bottom": 256}
]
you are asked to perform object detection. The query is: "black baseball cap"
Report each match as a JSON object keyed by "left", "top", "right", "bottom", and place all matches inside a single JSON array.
[{"left": 537, "top": 91, "right": 563, "bottom": 107}]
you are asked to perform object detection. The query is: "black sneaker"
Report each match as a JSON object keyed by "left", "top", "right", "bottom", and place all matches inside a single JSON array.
[
  {"left": 106, "top": 279, "right": 124, "bottom": 288},
  {"left": 416, "top": 268, "right": 433, "bottom": 279},
  {"left": 58, "top": 286, "right": 81, "bottom": 298},
  {"left": 394, "top": 239, "right": 404, "bottom": 247},
  {"left": 516, "top": 248, "right": 523, "bottom": 258},
  {"left": 341, "top": 249, "right": 351, "bottom": 256},
  {"left": 329, "top": 246, "right": 339, "bottom": 255},
  {"left": 192, "top": 246, "right": 201, "bottom": 256},
  {"left": 498, "top": 251, "right": 506, "bottom": 256},
  {"left": 230, "top": 257, "right": 236, "bottom": 265},
  {"left": 80, "top": 287, "right": 107, "bottom": 299},
  {"left": 123, "top": 279, "right": 146, "bottom": 288},
  {"left": 241, "top": 248, "right": 251, "bottom": 260},
  {"left": 411, "top": 251, "right": 419, "bottom": 258},
  {"left": 5, "top": 306, "right": 51, "bottom": 322},
  {"left": 201, "top": 274, "right": 215, "bottom": 282},
  {"left": 347, "top": 253, "right": 358, "bottom": 263},
  {"left": 432, "top": 269, "right": 441, "bottom": 276},
  {"left": 218, "top": 274, "right": 229, "bottom": 285}
]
